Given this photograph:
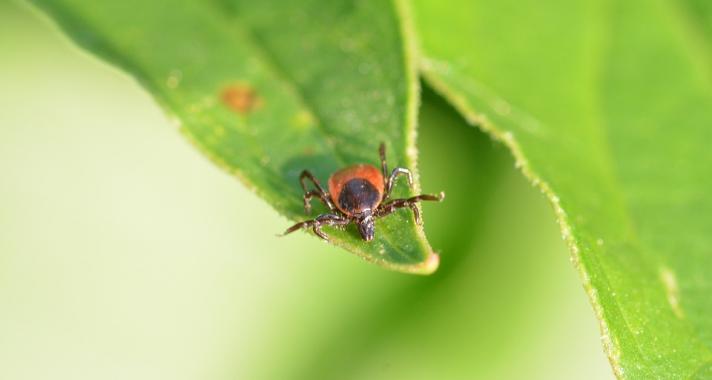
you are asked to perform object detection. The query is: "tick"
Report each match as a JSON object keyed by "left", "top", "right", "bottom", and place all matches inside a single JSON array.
[{"left": 282, "top": 143, "right": 444, "bottom": 242}]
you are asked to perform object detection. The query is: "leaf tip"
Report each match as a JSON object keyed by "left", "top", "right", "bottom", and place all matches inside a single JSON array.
[{"left": 399, "top": 251, "right": 439, "bottom": 275}]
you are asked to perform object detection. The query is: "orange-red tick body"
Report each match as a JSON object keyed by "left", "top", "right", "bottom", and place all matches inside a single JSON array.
[
  {"left": 328, "top": 164, "right": 384, "bottom": 217},
  {"left": 282, "top": 144, "right": 444, "bottom": 242}
]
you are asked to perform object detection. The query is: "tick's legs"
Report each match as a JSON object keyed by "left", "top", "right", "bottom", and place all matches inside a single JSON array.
[
  {"left": 379, "top": 143, "right": 414, "bottom": 200},
  {"left": 299, "top": 170, "right": 335, "bottom": 214},
  {"left": 282, "top": 213, "right": 350, "bottom": 241},
  {"left": 302, "top": 190, "right": 334, "bottom": 215},
  {"left": 385, "top": 167, "right": 413, "bottom": 199},
  {"left": 375, "top": 192, "right": 445, "bottom": 225}
]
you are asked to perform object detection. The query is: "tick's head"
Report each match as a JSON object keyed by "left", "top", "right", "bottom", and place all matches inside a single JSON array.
[{"left": 356, "top": 211, "right": 375, "bottom": 242}]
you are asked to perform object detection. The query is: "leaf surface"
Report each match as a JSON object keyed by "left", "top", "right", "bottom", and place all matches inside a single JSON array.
[
  {"left": 31, "top": 0, "right": 438, "bottom": 273},
  {"left": 411, "top": 0, "right": 712, "bottom": 376}
]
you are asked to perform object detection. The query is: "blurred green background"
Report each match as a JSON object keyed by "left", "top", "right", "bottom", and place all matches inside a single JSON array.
[{"left": 0, "top": 2, "right": 612, "bottom": 379}]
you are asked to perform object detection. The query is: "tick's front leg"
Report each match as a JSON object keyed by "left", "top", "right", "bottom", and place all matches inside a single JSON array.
[
  {"left": 303, "top": 190, "right": 335, "bottom": 214},
  {"left": 376, "top": 192, "right": 444, "bottom": 225},
  {"left": 385, "top": 167, "right": 413, "bottom": 199},
  {"left": 299, "top": 170, "right": 336, "bottom": 213},
  {"left": 311, "top": 214, "right": 351, "bottom": 241},
  {"left": 281, "top": 213, "right": 350, "bottom": 241}
]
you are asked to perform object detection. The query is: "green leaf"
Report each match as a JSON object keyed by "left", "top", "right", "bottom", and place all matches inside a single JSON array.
[
  {"left": 410, "top": 0, "right": 712, "bottom": 377},
  {"left": 30, "top": 0, "right": 439, "bottom": 274}
]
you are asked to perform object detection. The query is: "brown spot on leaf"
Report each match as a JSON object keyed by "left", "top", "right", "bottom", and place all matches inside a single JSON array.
[{"left": 221, "top": 83, "right": 262, "bottom": 114}]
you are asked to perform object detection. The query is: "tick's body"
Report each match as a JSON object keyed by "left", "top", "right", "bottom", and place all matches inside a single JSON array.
[
  {"left": 329, "top": 164, "right": 384, "bottom": 215},
  {"left": 283, "top": 143, "right": 444, "bottom": 242}
]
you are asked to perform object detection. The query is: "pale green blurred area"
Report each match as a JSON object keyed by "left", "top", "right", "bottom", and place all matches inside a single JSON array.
[{"left": 0, "top": 2, "right": 612, "bottom": 379}]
